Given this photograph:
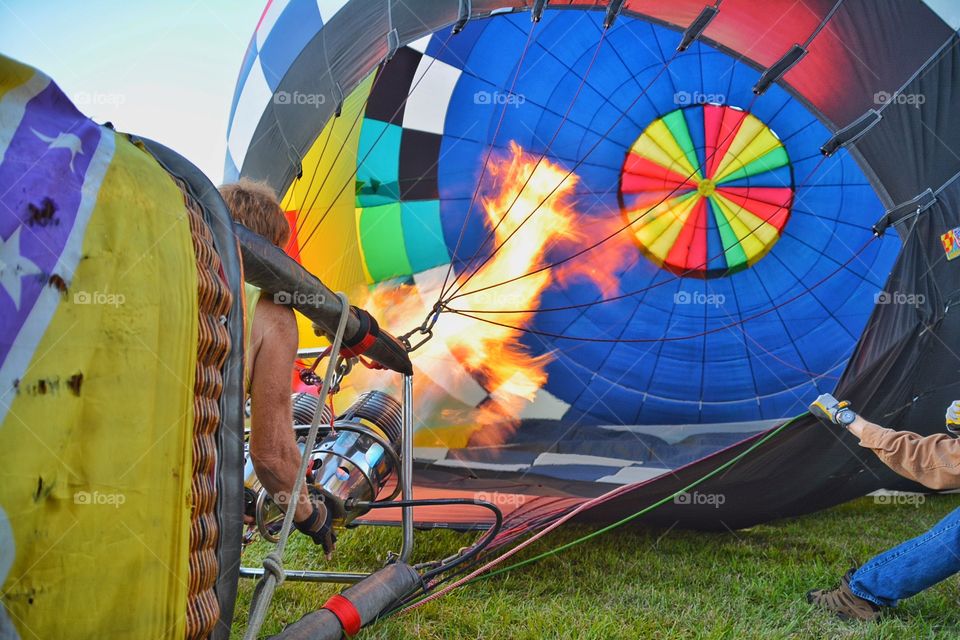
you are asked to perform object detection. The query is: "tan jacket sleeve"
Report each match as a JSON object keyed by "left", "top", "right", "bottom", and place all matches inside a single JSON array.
[{"left": 857, "top": 423, "right": 960, "bottom": 490}]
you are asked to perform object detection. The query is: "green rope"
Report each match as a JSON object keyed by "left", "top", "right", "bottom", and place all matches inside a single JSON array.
[{"left": 472, "top": 413, "right": 805, "bottom": 582}]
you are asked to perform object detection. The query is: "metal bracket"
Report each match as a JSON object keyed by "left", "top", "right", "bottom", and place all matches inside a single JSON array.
[
  {"left": 532, "top": 0, "right": 548, "bottom": 23},
  {"left": 753, "top": 44, "right": 807, "bottom": 95},
  {"left": 677, "top": 4, "right": 718, "bottom": 50},
  {"left": 604, "top": 0, "right": 627, "bottom": 29},
  {"left": 820, "top": 109, "right": 882, "bottom": 156},
  {"left": 873, "top": 188, "right": 937, "bottom": 236},
  {"left": 386, "top": 28, "right": 400, "bottom": 61},
  {"left": 333, "top": 82, "right": 344, "bottom": 118},
  {"left": 454, "top": 0, "right": 472, "bottom": 33}
]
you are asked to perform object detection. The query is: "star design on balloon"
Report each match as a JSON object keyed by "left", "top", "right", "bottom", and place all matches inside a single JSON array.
[{"left": 0, "top": 227, "right": 43, "bottom": 310}]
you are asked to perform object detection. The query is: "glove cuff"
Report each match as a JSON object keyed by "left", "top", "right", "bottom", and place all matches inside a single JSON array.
[{"left": 295, "top": 503, "right": 322, "bottom": 533}]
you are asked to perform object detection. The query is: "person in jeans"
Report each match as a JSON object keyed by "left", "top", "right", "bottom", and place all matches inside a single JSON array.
[{"left": 807, "top": 399, "right": 960, "bottom": 621}]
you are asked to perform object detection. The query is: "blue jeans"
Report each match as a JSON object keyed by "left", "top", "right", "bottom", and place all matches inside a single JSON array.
[{"left": 849, "top": 505, "right": 960, "bottom": 607}]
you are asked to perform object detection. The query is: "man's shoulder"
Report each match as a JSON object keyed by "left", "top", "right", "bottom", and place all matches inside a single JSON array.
[{"left": 254, "top": 295, "right": 298, "bottom": 341}]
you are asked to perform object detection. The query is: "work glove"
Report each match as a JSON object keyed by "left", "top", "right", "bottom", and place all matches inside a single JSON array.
[
  {"left": 809, "top": 393, "right": 857, "bottom": 428},
  {"left": 294, "top": 488, "right": 337, "bottom": 559},
  {"left": 946, "top": 400, "right": 960, "bottom": 436}
]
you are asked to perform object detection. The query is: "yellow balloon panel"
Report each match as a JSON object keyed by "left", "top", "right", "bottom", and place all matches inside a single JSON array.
[
  {"left": 283, "top": 73, "right": 376, "bottom": 349},
  {"left": 0, "top": 124, "right": 196, "bottom": 637}
]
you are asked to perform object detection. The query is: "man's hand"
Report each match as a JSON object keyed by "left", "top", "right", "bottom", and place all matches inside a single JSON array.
[
  {"left": 946, "top": 400, "right": 960, "bottom": 436},
  {"left": 809, "top": 393, "right": 857, "bottom": 429},
  {"left": 294, "top": 489, "right": 337, "bottom": 559}
]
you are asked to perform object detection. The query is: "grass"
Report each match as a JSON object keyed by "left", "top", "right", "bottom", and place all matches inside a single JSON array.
[{"left": 232, "top": 493, "right": 960, "bottom": 639}]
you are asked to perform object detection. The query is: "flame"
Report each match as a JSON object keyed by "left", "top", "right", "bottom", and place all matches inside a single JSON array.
[{"left": 354, "top": 142, "right": 628, "bottom": 447}]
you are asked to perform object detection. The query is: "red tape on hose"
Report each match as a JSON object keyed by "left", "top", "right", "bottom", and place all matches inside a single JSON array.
[
  {"left": 339, "top": 331, "right": 376, "bottom": 358},
  {"left": 339, "top": 307, "right": 379, "bottom": 358},
  {"left": 323, "top": 594, "right": 362, "bottom": 636}
]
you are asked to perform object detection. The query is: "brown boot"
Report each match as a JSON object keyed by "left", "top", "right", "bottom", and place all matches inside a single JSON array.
[{"left": 807, "top": 569, "right": 881, "bottom": 622}]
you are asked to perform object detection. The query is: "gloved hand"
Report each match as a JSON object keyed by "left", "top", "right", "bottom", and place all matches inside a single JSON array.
[
  {"left": 294, "top": 489, "right": 337, "bottom": 559},
  {"left": 946, "top": 400, "right": 960, "bottom": 436},
  {"left": 809, "top": 393, "right": 857, "bottom": 428}
]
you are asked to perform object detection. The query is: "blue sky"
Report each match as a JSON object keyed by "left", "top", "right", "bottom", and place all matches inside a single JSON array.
[{"left": 0, "top": 0, "right": 264, "bottom": 182}]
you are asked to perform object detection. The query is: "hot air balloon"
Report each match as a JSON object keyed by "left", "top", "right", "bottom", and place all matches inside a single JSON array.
[
  {"left": 223, "top": 0, "right": 960, "bottom": 531},
  {"left": 3, "top": 1, "right": 960, "bottom": 637}
]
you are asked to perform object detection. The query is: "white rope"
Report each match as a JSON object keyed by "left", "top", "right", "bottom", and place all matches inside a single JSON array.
[{"left": 243, "top": 292, "right": 352, "bottom": 640}]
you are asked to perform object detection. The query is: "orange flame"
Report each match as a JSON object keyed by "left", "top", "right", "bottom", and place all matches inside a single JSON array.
[{"left": 356, "top": 142, "right": 628, "bottom": 447}]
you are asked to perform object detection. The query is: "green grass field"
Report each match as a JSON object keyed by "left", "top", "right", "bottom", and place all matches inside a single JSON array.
[{"left": 232, "top": 493, "right": 960, "bottom": 639}]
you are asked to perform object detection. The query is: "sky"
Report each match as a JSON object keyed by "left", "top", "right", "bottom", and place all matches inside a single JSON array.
[
  {"left": 0, "top": 0, "right": 264, "bottom": 183},
  {"left": 3, "top": 0, "right": 959, "bottom": 185}
]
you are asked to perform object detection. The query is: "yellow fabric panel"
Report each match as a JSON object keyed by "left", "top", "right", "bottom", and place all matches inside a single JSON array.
[
  {"left": 0, "top": 133, "right": 196, "bottom": 638},
  {"left": 0, "top": 57, "right": 35, "bottom": 101},
  {"left": 712, "top": 113, "right": 779, "bottom": 181},
  {"left": 630, "top": 193, "right": 698, "bottom": 261},
  {"left": 243, "top": 282, "right": 261, "bottom": 392},
  {"left": 355, "top": 205, "right": 375, "bottom": 285},
  {"left": 285, "top": 74, "right": 376, "bottom": 349},
  {"left": 413, "top": 422, "right": 471, "bottom": 449},
  {"left": 710, "top": 193, "right": 776, "bottom": 259},
  {"left": 631, "top": 119, "right": 699, "bottom": 178}
]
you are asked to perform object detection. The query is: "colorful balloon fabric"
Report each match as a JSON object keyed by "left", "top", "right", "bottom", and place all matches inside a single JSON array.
[
  {"left": 223, "top": 1, "right": 960, "bottom": 504},
  {"left": 228, "top": 6, "right": 900, "bottom": 432},
  {"left": 620, "top": 105, "right": 793, "bottom": 276}
]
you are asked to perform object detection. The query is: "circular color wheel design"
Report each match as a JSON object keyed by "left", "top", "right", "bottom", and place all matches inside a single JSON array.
[{"left": 619, "top": 105, "right": 794, "bottom": 278}]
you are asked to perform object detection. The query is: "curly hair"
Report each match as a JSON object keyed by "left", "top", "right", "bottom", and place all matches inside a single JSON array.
[{"left": 219, "top": 178, "right": 291, "bottom": 248}]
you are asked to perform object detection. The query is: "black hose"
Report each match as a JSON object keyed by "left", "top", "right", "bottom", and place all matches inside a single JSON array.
[{"left": 351, "top": 498, "right": 503, "bottom": 583}]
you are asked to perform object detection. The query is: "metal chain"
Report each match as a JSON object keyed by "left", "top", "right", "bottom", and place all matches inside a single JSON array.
[{"left": 399, "top": 302, "right": 444, "bottom": 352}]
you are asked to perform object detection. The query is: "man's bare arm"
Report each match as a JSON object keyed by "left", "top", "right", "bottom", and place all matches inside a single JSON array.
[{"left": 247, "top": 298, "right": 313, "bottom": 521}]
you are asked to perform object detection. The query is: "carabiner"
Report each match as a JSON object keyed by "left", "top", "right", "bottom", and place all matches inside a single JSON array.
[{"left": 405, "top": 328, "right": 433, "bottom": 353}]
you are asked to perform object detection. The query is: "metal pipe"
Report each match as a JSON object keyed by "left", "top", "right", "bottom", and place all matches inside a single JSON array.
[
  {"left": 399, "top": 374, "right": 414, "bottom": 563},
  {"left": 239, "top": 567, "right": 369, "bottom": 584}
]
